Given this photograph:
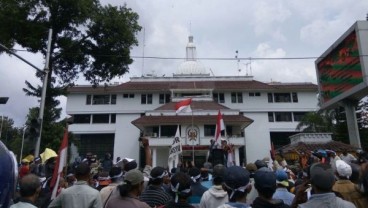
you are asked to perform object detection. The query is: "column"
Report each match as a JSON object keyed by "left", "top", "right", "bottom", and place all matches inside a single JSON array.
[
  {"left": 343, "top": 100, "right": 361, "bottom": 148},
  {"left": 152, "top": 147, "right": 157, "bottom": 167},
  {"left": 234, "top": 147, "right": 240, "bottom": 166}
]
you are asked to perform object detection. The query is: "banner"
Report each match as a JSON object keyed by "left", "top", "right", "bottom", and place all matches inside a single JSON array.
[{"left": 168, "top": 126, "right": 182, "bottom": 171}]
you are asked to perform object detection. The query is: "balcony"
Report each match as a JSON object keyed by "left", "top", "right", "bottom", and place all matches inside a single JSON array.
[{"left": 148, "top": 136, "right": 245, "bottom": 146}]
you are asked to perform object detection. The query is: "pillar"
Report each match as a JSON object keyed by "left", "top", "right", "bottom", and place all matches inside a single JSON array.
[
  {"left": 343, "top": 100, "right": 361, "bottom": 148},
  {"left": 152, "top": 147, "right": 157, "bottom": 167},
  {"left": 234, "top": 147, "right": 240, "bottom": 166}
]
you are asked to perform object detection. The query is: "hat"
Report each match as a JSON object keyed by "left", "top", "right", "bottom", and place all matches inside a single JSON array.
[
  {"left": 255, "top": 160, "right": 267, "bottom": 169},
  {"left": 150, "top": 166, "right": 168, "bottom": 179},
  {"left": 336, "top": 160, "right": 352, "bottom": 178},
  {"left": 124, "top": 161, "right": 138, "bottom": 171},
  {"left": 21, "top": 158, "right": 30, "bottom": 163},
  {"left": 124, "top": 169, "right": 144, "bottom": 185},
  {"left": 310, "top": 163, "right": 335, "bottom": 191},
  {"left": 224, "top": 166, "right": 250, "bottom": 189},
  {"left": 246, "top": 163, "right": 257, "bottom": 172},
  {"left": 275, "top": 169, "right": 289, "bottom": 187},
  {"left": 109, "top": 167, "right": 122, "bottom": 179},
  {"left": 254, "top": 170, "right": 276, "bottom": 192}
]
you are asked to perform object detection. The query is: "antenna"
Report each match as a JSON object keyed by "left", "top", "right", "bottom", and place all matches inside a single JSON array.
[
  {"left": 141, "top": 27, "right": 146, "bottom": 76},
  {"left": 209, "top": 68, "right": 215, "bottom": 76},
  {"left": 235, "top": 50, "right": 240, "bottom": 75},
  {"left": 243, "top": 58, "right": 252, "bottom": 76}
]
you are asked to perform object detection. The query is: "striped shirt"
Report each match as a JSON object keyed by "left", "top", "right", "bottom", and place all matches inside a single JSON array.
[{"left": 140, "top": 185, "right": 172, "bottom": 207}]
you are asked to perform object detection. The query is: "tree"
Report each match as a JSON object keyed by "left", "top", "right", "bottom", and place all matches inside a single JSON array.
[
  {"left": 296, "top": 111, "right": 335, "bottom": 133},
  {"left": 0, "top": 1, "right": 141, "bottom": 150}
]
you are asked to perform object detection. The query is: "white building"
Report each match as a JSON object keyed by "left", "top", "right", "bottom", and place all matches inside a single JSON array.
[{"left": 66, "top": 36, "right": 318, "bottom": 167}]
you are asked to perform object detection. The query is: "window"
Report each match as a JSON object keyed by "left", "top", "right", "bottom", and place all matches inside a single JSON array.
[
  {"left": 293, "top": 112, "right": 306, "bottom": 122},
  {"left": 159, "top": 94, "right": 171, "bottom": 104},
  {"left": 275, "top": 112, "right": 292, "bottom": 122},
  {"left": 110, "top": 114, "right": 116, "bottom": 123},
  {"left": 73, "top": 114, "right": 91, "bottom": 124},
  {"left": 86, "top": 94, "right": 116, "bottom": 105},
  {"left": 268, "top": 112, "right": 274, "bottom": 122},
  {"left": 249, "top": 92, "right": 261, "bottom": 97},
  {"left": 274, "top": 93, "right": 291, "bottom": 103},
  {"left": 123, "top": 93, "right": 135, "bottom": 98},
  {"left": 160, "top": 125, "right": 177, "bottom": 137},
  {"left": 92, "top": 114, "right": 110, "bottom": 123},
  {"left": 231, "top": 92, "right": 243, "bottom": 103},
  {"left": 141, "top": 94, "right": 153, "bottom": 104},
  {"left": 213, "top": 93, "right": 225, "bottom": 103},
  {"left": 204, "top": 125, "right": 216, "bottom": 136},
  {"left": 268, "top": 93, "right": 273, "bottom": 103},
  {"left": 292, "top": 92, "right": 298, "bottom": 103}
]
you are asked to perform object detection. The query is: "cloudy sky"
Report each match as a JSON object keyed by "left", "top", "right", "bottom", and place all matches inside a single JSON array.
[{"left": 1, "top": 0, "right": 367, "bottom": 127}]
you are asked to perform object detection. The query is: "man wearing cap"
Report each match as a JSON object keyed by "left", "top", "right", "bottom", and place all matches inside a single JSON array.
[
  {"left": 252, "top": 170, "right": 290, "bottom": 208},
  {"left": 199, "top": 164, "right": 228, "bottom": 208},
  {"left": 273, "top": 169, "right": 295, "bottom": 206},
  {"left": 100, "top": 166, "right": 123, "bottom": 206},
  {"left": 333, "top": 160, "right": 367, "bottom": 208},
  {"left": 48, "top": 163, "right": 102, "bottom": 208},
  {"left": 140, "top": 166, "right": 172, "bottom": 207},
  {"left": 298, "top": 163, "right": 355, "bottom": 208},
  {"left": 105, "top": 169, "right": 150, "bottom": 208},
  {"left": 217, "top": 166, "right": 252, "bottom": 208}
]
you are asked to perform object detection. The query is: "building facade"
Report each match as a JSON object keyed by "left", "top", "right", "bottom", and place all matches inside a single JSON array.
[{"left": 66, "top": 36, "right": 318, "bottom": 167}]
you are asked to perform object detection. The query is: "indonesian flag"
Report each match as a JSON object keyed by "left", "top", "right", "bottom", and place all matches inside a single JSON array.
[
  {"left": 50, "top": 129, "right": 68, "bottom": 199},
  {"left": 215, "top": 110, "right": 225, "bottom": 142},
  {"left": 168, "top": 126, "right": 182, "bottom": 171},
  {"left": 175, "top": 98, "right": 192, "bottom": 114}
]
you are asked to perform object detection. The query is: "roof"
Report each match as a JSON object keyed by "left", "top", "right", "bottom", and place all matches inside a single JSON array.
[
  {"left": 155, "top": 101, "right": 229, "bottom": 111},
  {"left": 68, "top": 79, "right": 317, "bottom": 93},
  {"left": 277, "top": 141, "right": 358, "bottom": 154},
  {"left": 131, "top": 114, "right": 253, "bottom": 130}
]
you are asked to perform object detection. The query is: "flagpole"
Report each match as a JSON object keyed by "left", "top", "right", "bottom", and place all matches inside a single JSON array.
[{"left": 191, "top": 108, "right": 194, "bottom": 164}]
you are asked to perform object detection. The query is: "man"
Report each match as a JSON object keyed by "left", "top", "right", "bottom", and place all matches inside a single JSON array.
[
  {"left": 163, "top": 172, "right": 193, "bottom": 208},
  {"left": 48, "top": 163, "right": 102, "bottom": 208},
  {"left": 340, "top": 150, "right": 356, "bottom": 164},
  {"left": 140, "top": 166, "right": 172, "bottom": 207},
  {"left": 252, "top": 170, "right": 290, "bottom": 208},
  {"left": 298, "top": 163, "right": 355, "bottom": 208},
  {"left": 200, "top": 164, "right": 228, "bottom": 208},
  {"left": 218, "top": 166, "right": 251, "bottom": 208},
  {"left": 332, "top": 160, "right": 367, "bottom": 208},
  {"left": 187, "top": 167, "right": 208, "bottom": 205},
  {"left": 11, "top": 174, "right": 41, "bottom": 208},
  {"left": 273, "top": 169, "right": 295, "bottom": 206},
  {"left": 100, "top": 166, "right": 123, "bottom": 206},
  {"left": 29, "top": 156, "right": 45, "bottom": 177},
  {"left": 245, "top": 163, "right": 258, "bottom": 205}
]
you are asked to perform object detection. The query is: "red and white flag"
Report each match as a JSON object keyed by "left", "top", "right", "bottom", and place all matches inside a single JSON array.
[
  {"left": 175, "top": 98, "right": 192, "bottom": 114},
  {"left": 215, "top": 110, "right": 225, "bottom": 142},
  {"left": 50, "top": 129, "right": 68, "bottom": 199}
]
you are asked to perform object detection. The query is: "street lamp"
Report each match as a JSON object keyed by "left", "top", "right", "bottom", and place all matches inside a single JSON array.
[
  {"left": 20, "top": 126, "right": 27, "bottom": 161},
  {"left": 0, "top": 97, "right": 9, "bottom": 140}
]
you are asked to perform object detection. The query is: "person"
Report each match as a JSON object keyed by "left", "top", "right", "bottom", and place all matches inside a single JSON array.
[
  {"left": 298, "top": 163, "right": 355, "bottom": 208},
  {"left": 245, "top": 163, "right": 258, "bottom": 205},
  {"left": 218, "top": 166, "right": 251, "bottom": 208},
  {"left": 100, "top": 166, "right": 123, "bottom": 206},
  {"left": 0, "top": 141, "right": 17, "bottom": 208},
  {"left": 19, "top": 159, "right": 30, "bottom": 178},
  {"left": 332, "top": 160, "right": 367, "bottom": 208},
  {"left": 327, "top": 151, "right": 340, "bottom": 172},
  {"left": 105, "top": 169, "right": 150, "bottom": 208},
  {"left": 101, "top": 153, "right": 113, "bottom": 172},
  {"left": 187, "top": 167, "right": 208, "bottom": 205},
  {"left": 29, "top": 156, "right": 45, "bottom": 177},
  {"left": 340, "top": 150, "right": 356, "bottom": 164},
  {"left": 48, "top": 163, "right": 102, "bottom": 208},
  {"left": 199, "top": 164, "right": 228, "bottom": 208},
  {"left": 162, "top": 172, "right": 194, "bottom": 208},
  {"left": 140, "top": 166, "right": 172, "bottom": 207},
  {"left": 252, "top": 170, "right": 290, "bottom": 208},
  {"left": 11, "top": 174, "right": 41, "bottom": 208},
  {"left": 96, "top": 171, "right": 111, "bottom": 191},
  {"left": 273, "top": 169, "right": 295, "bottom": 206}
]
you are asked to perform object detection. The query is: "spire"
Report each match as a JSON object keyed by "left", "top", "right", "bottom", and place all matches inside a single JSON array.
[{"left": 186, "top": 35, "right": 196, "bottom": 61}]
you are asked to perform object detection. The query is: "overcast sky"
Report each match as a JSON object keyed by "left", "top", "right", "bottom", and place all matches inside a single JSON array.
[{"left": 1, "top": 0, "right": 368, "bottom": 127}]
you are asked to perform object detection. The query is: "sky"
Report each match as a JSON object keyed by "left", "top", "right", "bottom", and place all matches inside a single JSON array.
[{"left": 0, "top": 0, "right": 368, "bottom": 127}]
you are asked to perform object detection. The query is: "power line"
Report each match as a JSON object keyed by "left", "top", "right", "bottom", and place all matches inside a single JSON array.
[{"left": 9, "top": 48, "right": 368, "bottom": 61}]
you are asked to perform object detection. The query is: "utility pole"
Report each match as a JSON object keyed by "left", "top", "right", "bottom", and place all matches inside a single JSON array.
[{"left": 34, "top": 28, "right": 53, "bottom": 157}]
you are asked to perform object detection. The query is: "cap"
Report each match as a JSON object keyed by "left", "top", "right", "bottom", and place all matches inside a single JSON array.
[
  {"left": 245, "top": 163, "right": 257, "bottom": 172},
  {"left": 275, "top": 169, "right": 289, "bottom": 187},
  {"left": 124, "top": 169, "right": 144, "bottom": 185},
  {"left": 336, "top": 160, "right": 352, "bottom": 178},
  {"left": 21, "top": 158, "right": 30, "bottom": 163},
  {"left": 223, "top": 166, "right": 250, "bottom": 189},
  {"left": 310, "top": 163, "right": 335, "bottom": 190},
  {"left": 150, "top": 166, "right": 168, "bottom": 179},
  {"left": 124, "top": 161, "right": 138, "bottom": 171},
  {"left": 109, "top": 167, "right": 122, "bottom": 179},
  {"left": 254, "top": 170, "right": 276, "bottom": 191},
  {"left": 255, "top": 160, "right": 267, "bottom": 169}
]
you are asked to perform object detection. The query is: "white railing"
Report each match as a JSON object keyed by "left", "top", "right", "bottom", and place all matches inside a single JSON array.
[{"left": 148, "top": 136, "right": 245, "bottom": 146}]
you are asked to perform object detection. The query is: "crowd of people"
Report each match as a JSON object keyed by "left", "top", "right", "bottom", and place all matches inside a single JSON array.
[{"left": 7, "top": 138, "right": 368, "bottom": 208}]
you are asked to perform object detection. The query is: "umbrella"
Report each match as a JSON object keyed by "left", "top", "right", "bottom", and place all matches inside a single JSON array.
[{"left": 40, "top": 148, "right": 57, "bottom": 164}]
